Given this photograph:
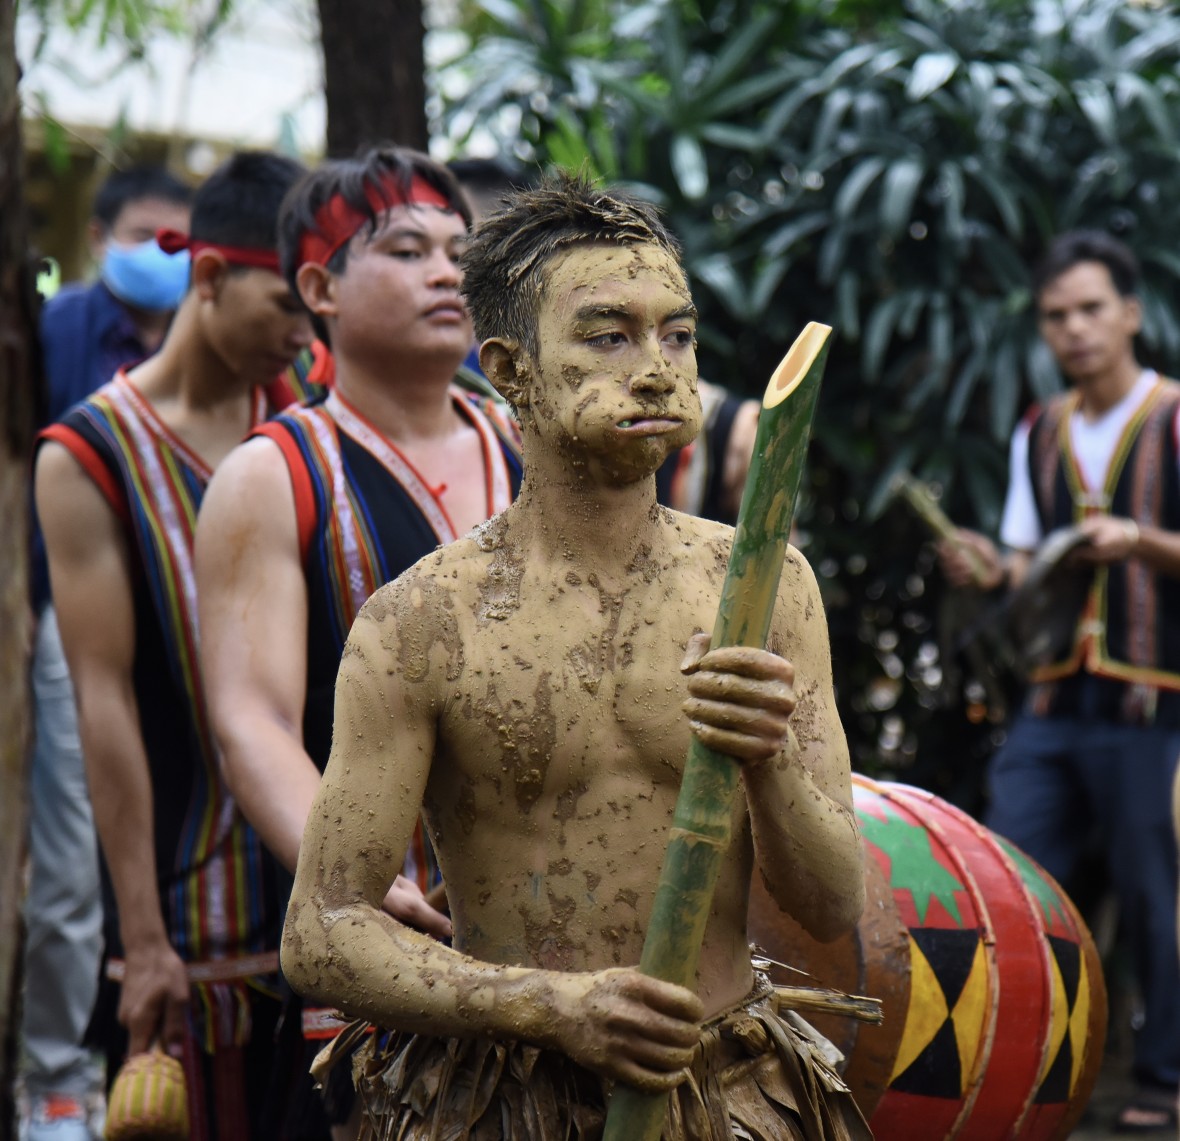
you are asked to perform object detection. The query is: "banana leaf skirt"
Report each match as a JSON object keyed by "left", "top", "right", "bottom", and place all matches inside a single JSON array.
[{"left": 319, "top": 974, "right": 872, "bottom": 1141}]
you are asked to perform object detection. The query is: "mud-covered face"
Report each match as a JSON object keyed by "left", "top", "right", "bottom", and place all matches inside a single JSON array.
[{"left": 525, "top": 243, "right": 702, "bottom": 483}]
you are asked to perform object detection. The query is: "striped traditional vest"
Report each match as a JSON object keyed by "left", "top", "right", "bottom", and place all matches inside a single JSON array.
[
  {"left": 254, "top": 386, "right": 522, "bottom": 892},
  {"left": 275, "top": 338, "right": 334, "bottom": 404},
  {"left": 43, "top": 373, "right": 283, "bottom": 1049},
  {"left": 1026, "top": 376, "right": 1180, "bottom": 723}
]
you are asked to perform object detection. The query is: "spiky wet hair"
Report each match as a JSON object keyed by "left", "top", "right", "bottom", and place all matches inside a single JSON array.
[{"left": 460, "top": 171, "right": 683, "bottom": 359}]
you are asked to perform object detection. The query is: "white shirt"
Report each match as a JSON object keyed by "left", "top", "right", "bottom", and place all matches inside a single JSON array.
[{"left": 999, "top": 370, "right": 1171, "bottom": 551}]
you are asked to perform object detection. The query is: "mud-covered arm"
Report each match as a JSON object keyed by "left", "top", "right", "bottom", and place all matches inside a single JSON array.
[
  {"left": 282, "top": 581, "right": 703, "bottom": 1091},
  {"left": 684, "top": 549, "right": 863, "bottom": 943},
  {"left": 757, "top": 550, "right": 862, "bottom": 940}
]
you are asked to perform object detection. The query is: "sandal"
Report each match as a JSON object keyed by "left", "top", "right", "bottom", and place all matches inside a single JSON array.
[{"left": 1114, "top": 1086, "right": 1179, "bottom": 1134}]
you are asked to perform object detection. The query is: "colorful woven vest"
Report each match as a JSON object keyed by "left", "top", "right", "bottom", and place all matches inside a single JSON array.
[
  {"left": 254, "top": 385, "right": 522, "bottom": 891},
  {"left": 43, "top": 374, "right": 282, "bottom": 1049},
  {"left": 1026, "top": 376, "right": 1180, "bottom": 722}
]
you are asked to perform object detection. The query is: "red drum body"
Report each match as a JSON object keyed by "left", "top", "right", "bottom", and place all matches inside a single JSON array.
[{"left": 747, "top": 776, "right": 1107, "bottom": 1140}]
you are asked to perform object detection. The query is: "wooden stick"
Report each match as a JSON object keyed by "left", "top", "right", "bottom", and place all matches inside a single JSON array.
[
  {"left": 891, "top": 470, "right": 990, "bottom": 587},
  {"left": 773, "top": 986, "right": 884, "bottom": 1025},
  {"left": 602, "top": 323, "right": 833, "bottom": 1141}
]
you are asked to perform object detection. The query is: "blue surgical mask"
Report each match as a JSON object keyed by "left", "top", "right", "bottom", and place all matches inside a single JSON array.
[{"left": 101, "top": 239, "right": 191, "bottom": 312}]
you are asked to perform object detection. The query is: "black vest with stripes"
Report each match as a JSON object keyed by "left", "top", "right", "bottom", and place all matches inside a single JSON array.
[{"left": 1025, "top": 377, "right": 1180, "bottom": 725}]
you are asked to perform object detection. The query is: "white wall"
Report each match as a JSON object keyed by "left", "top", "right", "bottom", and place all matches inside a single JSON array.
[{"left": 16, "top": 0, "right": 326, "bottom": 162}]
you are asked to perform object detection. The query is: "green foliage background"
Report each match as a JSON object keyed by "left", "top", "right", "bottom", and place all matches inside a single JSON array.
[{"left": 437, "top": 0, "right": 1180, "bottom": 802}]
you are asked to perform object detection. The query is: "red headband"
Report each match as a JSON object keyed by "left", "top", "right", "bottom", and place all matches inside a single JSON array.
[
  {"left": 156, "top": 229, "right": 281, "bottom": 274},
  {"left": 298, "top": 174, "right": 453, "bottom": 268}
]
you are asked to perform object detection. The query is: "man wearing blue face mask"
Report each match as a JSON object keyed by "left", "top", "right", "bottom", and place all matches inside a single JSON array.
[
  {"left": 40, "top": 166, "right": 194, "bottom": 421},
  {"left": 23, "top": 165, "right": 191, "bottom": 1141}
]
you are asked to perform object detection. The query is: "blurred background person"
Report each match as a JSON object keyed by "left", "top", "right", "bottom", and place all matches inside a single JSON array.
[
  {"left": 41, "top": 166, "right": 194, "bottom": 417},
  {"left": 655, "top": 377, "right": 759, "bottom": 526},
  {"left": 196, "top": 147, "right": 521, "bottom": 1137},
  {"left": 22, "top": 163, "right": 192, "bottom": 1141},
  {"left": 35, "top": 151, "right": 312, "bottom": 1141},
  {"left": 940, "top": 230, "right": 1180, "bottom": 1133}
]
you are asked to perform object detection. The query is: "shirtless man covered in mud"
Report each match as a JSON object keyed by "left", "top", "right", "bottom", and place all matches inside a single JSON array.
[{"left": 283, "top": 175, "right": 870, "bottom": 1140}]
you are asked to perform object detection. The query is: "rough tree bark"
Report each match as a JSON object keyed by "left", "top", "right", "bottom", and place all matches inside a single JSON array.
[
  {"left": 317, "top": 0, "right": 428, "bottom": 156},
  {"left": 0, "top": 0, "right": 40, "bottom": 1134}
]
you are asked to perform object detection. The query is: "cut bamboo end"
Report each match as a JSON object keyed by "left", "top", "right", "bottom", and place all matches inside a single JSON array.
[{"left": 763, "top": 322, "right": 832, "bottom": 409}]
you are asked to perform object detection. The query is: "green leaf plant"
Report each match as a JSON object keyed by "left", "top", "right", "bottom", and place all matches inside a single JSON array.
[{"left": 438, "top": 0, "right": 1180, "bottom": 801}]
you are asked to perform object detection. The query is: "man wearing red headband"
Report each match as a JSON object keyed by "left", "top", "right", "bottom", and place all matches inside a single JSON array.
[
  {"left": 194, "top": 146, "right": 522, "bottom": 1138},
  {"left": 35, "top": 151, "right": 314, "bottom": 1140}
]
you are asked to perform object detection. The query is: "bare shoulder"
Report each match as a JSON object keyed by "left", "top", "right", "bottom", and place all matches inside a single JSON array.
[
  {"left": 663, "top": 511, "right": 827, "bottom": 648},
  {"left": 659, "top": 507, "right": 734, "bottom": 572},
  {"left": 779, "top": 542, "right": 822, "bottom": 599},
  {"left": 658, "top": 509, "right": 821, "bottom": 623},
  {"left": 208, "top": 434, "right": 289, "bottom": 493},
  {"left": 35, "top": 440, "right": 118, "bottom": 550},
  {"left": 35, "top": 437, "right": 87, "bottom": 496},
  {"left": 202, "top": 436, "right": 294, "bottom": 530},
  {"left": 771, "top": 544, "right": 827, "bottom": 646},
  {"left": 374, "top": 521, "right": 497, "bottom": 610},
  {"left": 349, "top": 527, "right": 496, "bottom": 690}
]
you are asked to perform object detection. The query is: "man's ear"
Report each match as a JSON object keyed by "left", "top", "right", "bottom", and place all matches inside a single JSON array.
[
  {"left": 192, "top": 249, "right": 228, "bottom": 300},
  {"left": 295, "top": 263, "right": 337, "bottom": 319},
  {"left": 1125, "top": 293, "right": 1144, "bottom": 337},
  {"left": 480, "top": 338, "right": 530, "bottom": 408},
  {"left": 86, "top": 220, "right": 108, "bottom": 264}
]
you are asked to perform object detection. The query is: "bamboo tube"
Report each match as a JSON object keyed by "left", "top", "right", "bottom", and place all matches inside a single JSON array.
[{"left": 602, "top": 322, "right": 833, "bottom": 1141}]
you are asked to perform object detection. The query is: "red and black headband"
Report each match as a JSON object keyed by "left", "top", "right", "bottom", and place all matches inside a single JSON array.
[
  {"left": 297, "top": 173, "right": 453, "bottom": 268},
  {"left": 156, "top": 229, "right": 281, "bottom": 274}
]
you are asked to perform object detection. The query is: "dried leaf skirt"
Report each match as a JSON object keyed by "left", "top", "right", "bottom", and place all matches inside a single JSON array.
[{"left": 336, "top": 976, "right": 872, "bottom": 1141}]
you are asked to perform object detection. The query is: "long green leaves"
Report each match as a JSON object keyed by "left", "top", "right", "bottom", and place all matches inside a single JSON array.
[{"left": 437, "top": 0, "right": 1180, "bottom": 779}]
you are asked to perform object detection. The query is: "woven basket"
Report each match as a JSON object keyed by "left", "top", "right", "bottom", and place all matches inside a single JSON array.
[{"left": 105, "top": 1049, "right": 190, "bottom": 1140}]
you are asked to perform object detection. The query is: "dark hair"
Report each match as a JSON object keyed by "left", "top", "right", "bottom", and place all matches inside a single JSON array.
[
  {"left": 1032, "top": 230, "right": 1141, "bottom": 299},
  {"left": 190, "top": 151, "right": 306, "bottom": 259},
  {"left": 278, "top": 145, "right": 471, "bottom": 343},
  {"left": 92, "top": 165, "right": 193, "bottom": 230},
  {"left": 460, "top": 170, "right": 683, "bottom": 359}
]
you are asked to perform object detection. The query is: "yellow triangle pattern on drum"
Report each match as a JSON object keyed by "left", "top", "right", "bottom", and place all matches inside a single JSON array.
[
  {"left": 1068, "top": 950, "right": 1091, "bottom": 1095},
  {"left": 1037, "top": 947, "right": 1070, "bottom": 1088},
  {"left": 889, "top": 933, "right": 950, "bottom": 1083},
  {"left": 950, "top": 938, "right": 989, "bottom": 1091}
]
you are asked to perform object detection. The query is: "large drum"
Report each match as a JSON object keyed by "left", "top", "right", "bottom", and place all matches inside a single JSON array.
[{"left": 748, "top": 776, "right": 1106, "bottom": 1140}]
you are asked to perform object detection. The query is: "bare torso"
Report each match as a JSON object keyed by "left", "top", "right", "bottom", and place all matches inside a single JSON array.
[
  {"left": 285, "top": 224, "right": 863, "bottom": 1094},
  {"left": 393, "top": 506, "right": 773, "bottom": 1012}
]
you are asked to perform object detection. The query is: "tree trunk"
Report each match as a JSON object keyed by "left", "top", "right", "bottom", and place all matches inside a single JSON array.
[
  {"left": 317, "top": 0, "right": 428, "bottom": 157},
  {"left": 0, "top": 0, "right": 40, "bottom": 1133}
]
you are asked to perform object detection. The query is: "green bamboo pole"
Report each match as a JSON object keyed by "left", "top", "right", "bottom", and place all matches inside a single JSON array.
[{"left": 602, "top": 321, "right": 833, "bottom": 1141}]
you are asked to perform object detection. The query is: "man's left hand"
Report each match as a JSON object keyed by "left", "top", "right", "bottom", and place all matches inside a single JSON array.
[
  {"left": 1073, "top": 515, "right": 1139, "bottom": 565},
  {"left": 680, "top": 633, "right": 795, "bottom": 766},
  {"left": 382, "top": 875, "right": 452, "bottom": 939}
]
